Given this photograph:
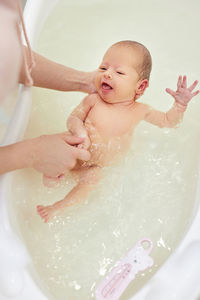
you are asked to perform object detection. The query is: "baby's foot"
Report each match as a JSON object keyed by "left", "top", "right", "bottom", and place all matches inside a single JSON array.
[{"left": 37, "top": 204, "right": 62, "bottom": 223}]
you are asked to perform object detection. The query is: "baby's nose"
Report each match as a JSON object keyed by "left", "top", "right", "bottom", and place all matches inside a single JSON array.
[{"left": 104, "top": 72, "right": 112, "bottom": 80}]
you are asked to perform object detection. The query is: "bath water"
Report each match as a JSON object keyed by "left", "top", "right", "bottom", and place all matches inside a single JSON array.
[{"left": 11, "top": 0, "right": 200, "bottom": 299}]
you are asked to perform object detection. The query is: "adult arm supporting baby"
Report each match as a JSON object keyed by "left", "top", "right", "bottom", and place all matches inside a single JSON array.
[
  {"left": 0, "top": 133, "right": 90, "bottom": 177},
  {"left": 0, "top": 1, "right": 94, "bottom": 178},
  {"left": 144, "top": 75, "right": 199, "bottom": 128},
  {"left": 19, "top": 46, "right": 96, "bottom": 94}
]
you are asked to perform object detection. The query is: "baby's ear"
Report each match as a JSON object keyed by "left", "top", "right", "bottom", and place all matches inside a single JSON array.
[{"left": 135, "top": 79, "right": 149, "bottom": 99}]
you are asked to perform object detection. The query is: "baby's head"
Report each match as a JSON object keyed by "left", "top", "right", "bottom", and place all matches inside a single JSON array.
[{"left": 95, "top": 40, "right": 152, "bottom": 104}]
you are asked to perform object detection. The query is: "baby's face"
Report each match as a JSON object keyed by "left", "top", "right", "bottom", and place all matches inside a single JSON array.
[{"left": 95, "top": 45, "right": 143, "bottom": 104}]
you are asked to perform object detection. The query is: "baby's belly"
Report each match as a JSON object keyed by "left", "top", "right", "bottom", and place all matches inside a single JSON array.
[{"left": 79, "top": 123, "right": 131, "bottom": 168}]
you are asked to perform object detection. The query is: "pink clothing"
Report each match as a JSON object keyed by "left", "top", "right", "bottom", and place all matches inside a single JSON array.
[{"left": 0, "top": 0, "right": 34, "bottom": 102}]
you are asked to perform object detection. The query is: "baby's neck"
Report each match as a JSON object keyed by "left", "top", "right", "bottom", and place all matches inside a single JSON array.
[
  {"left": 117, "top": 100, "right": 135, "bottom": 106},
  {"left": 109, "top": 99, "right": 136, "bottom": 108},
  {"left": 97, "top": 93, "right": 137, "bottom": 107}
]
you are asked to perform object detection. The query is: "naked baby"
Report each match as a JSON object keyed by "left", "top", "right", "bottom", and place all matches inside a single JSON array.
[{"left": 37, "top": 40, "right": 199, "bottom": 222}]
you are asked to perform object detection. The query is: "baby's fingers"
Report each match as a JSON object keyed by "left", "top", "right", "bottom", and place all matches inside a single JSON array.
[
  {"left": 74, "top": 147, "right": 91, "bottom": 161},
  {"left": 177, "top": 75, "right": 182, "bottom": 89},
  {"left": 77, "top": 143, "right": 84, "bottom": 149},
  {"left": 166, "top": 88, "right": 176, "bottom": 97},
  {"left": 192, "top": 90, "right": 200, "bottom": 97},
  {"left": 188, "top": 80, "right": 199, "bottom": 92},
  {"left": 182, "top": 75, "right": 187, "bottom": 88}
]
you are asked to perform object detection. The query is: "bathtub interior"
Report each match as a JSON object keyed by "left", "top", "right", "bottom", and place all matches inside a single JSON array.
[{"left": 8, "top": 0, "right": 200, "bottom": 300}]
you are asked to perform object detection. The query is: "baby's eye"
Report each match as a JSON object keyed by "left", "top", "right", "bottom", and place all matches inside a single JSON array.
[
  {"left": 117, "top": 71, "right": 125, "bottom": 75},
  {"left": 99, "top": 67, "right": 107, "bottom": 71}
]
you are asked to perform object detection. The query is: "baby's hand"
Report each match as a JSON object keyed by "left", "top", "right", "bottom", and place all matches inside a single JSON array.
[
  {"left": 166, "top": 75, "right": 199, "bottom": 107},
  {"left": 77, "top": 135, "right": 91, "bottom": 150}
]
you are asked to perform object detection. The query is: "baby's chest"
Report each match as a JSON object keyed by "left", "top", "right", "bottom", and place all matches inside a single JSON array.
[{"left": 87, "top": 105, "right": 137, "bottom": 138}]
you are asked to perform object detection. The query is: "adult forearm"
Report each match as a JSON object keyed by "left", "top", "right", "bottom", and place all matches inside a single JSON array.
[
  {"left": 19, "top": 46, "right": 93, "bottom": 93},
  {"left": 0, "top": 133, "right": 90, "bottom": 177},
  {"left": 0, "top": 140, "right": 33, "bottom": 175}
]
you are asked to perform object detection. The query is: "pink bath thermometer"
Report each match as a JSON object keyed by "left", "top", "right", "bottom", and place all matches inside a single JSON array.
[{"left": 95, "top": 239, "right": 154, "bottom": 300}]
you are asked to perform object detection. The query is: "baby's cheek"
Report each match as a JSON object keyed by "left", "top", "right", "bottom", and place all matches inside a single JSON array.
[
  {"left": 121, "top": 85, "right": 134, "bottom": 99},
  {"left": 127, "top": 84, "right": 136, "bottom": 98}
]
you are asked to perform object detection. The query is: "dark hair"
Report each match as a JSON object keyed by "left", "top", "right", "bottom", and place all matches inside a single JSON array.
[{"left": 112, "top": 40, "right": 152, "bottom": 81}]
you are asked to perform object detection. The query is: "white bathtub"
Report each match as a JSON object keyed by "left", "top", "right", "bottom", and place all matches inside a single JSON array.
[{"left": 0, "top": 0, "right": 200, "bottom": 299}]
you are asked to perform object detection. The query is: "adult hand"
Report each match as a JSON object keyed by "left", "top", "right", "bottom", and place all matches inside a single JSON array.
[
  {"left": 83, "top": 71, "right": 97, "bottom": 94},
  {"left": 77, "top": 134, "right": 91, "bottom": 150},
  {"left": 31, "top": 132, "right": 91, "bottom": 177}
]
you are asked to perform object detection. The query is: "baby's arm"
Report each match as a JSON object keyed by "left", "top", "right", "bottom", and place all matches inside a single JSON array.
[
  {"left": 67, "top": 94, "right": 98, "bottom": 149},
  {"left": 144, "top": 76, "right": 199, "bottom": 128}
]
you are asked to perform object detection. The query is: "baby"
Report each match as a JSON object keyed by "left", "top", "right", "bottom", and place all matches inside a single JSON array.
[{"left": 37, "top": 40, "right": 199, "bottom": 223}]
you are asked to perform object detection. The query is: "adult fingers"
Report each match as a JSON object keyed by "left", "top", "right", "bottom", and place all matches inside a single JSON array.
[{"left": 63, "top": 134, "right": 85, "bottom": 146}]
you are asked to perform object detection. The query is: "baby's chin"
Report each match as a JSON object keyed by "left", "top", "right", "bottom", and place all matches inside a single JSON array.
[{"left": 97, "top": 92, "right": 115, "bottom": 103}]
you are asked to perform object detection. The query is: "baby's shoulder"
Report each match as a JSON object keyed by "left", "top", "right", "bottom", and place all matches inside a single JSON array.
[
  {"left": 135, "top": 102, "right": 151, "bottom": 112},
  {"left": 134, "top": 102, "right": 153, "bottom": 119},
  {"left": 82, "top": 93, "right": 101, "bottom": 106}
]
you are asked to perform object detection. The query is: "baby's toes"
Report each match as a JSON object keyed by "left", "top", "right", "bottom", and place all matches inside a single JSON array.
[
  {"left": 37, "top": 205, "right": 48, "bottom": 219},
  {"left": 37, "top": 205, "right": 45, "bottom": 215},
  {"left": 37, "top": 205, "right": 43, "bottom": 212}
]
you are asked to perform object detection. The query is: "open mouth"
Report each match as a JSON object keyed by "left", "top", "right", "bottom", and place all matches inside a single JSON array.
[{"left": 101, "top": 82, "right": 113, "bottom": 90}]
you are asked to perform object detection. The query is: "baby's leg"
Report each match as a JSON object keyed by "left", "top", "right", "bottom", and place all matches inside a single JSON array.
[
  {"left": 43, "top": 174, "right": 65, "bottom": 187},
  {"left": 37, "top": 166, "right": 102, "bottom": 223}
]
